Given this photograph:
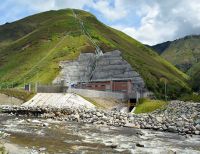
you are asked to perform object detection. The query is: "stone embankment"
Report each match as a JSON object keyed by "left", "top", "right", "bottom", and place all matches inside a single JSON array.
[{"left": 0, "top": 101, "right": 200, "bottom": 135}]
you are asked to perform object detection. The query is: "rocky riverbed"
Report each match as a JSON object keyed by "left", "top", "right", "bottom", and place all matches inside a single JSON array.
[
  {"left": 0, "top": 114, "right": 200, "bottom": 154},
  {"left": 1, "top": 100, "right": 200, "bottom": 136}
]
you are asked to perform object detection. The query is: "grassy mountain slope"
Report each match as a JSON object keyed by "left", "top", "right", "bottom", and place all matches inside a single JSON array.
[
  {"left": 0, "top": 9, "right": 190, "bottom": 98},
  {"left": 151, "top": 35, "right": 200, "bottom": 91}
]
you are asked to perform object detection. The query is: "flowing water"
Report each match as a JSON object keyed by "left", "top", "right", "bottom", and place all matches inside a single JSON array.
[{"left": 0, "top": 114, "right": 200, "bottom": 154}]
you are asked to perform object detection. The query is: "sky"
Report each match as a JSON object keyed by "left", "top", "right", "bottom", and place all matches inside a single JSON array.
[{"left": 1, "top": 0, "right": 200, "bottom": 45}]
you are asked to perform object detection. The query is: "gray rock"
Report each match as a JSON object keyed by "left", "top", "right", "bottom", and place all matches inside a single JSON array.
[
  {"left": 195, "top": 119, "right": 200, "bottom": 125},
  {"left": 168, "top": 126, "right": 177, "bottom": 133},
  {"left": 156, "top": 117, "right": 163, "bottom": 123},
  {"left": 176, "top": 121, "right": 184, "bottom": 127},
  {"left": 194, "top": 131, "right": 200, "bottom": 135},
  {"left": 119, "top": 143, "right": 135, "bottom": 149},
  {"left": 39, "top": 147, "right": 46, "bottom": 151},
  {"left": 42, "top": 123, "right": 49, "bottom": 127},
  {"left": 195, "top": 124, "right": 200, "bottom": 131},
  {"left": 96, "top": 112, "right": 102, "bottom": 117}
]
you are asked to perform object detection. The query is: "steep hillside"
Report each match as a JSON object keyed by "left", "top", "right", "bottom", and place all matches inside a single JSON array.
[
  {"left": 188, "top": 62, "right": 200, "bottom": 91},
  {"left": 0, "top": 9, "right": 190, "bottom": 98},
  {"left": 151, "top": 35, "right": 200, "bottom": 91},
  {"left": 148, "top": 41, "right": 171, "bottom": 55}
]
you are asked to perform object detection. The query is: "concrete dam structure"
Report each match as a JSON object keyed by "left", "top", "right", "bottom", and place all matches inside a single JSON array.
[{"left": 53, "top": 50, "right": 146, "bottom": 99}]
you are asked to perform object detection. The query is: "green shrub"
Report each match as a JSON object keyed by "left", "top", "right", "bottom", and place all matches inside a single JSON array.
[
  {"left": 179, "top": 93, "right": 200, "bottom": 102},
  {"left": 134, "top": 98, "right": 168, "bottom": 114},
  {"left": 0, "top": 88, "right": 35, "bottom": 101}
]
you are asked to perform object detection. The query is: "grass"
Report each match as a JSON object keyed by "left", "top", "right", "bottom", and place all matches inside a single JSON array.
[
  {"left": 0, "top": 8, "right": 191, "bottom": 99},
  {"left": 152, "top": 35, "right": 200, "bottom": 92},
  {"left": 188, "top": 62, "right": 200, "bottom": 92},
  {"left": 0, "top": 144, "right": 7, "bottom": 154},
  {"left": 0, "top": 88, "right": 35, "bottom": 101},
  {"left": 134, "top": 98, "right": 168, "bottom": 114}
]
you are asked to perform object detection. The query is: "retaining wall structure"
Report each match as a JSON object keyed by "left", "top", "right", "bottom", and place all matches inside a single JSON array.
[
  {"left": 37, "top": 85, "right": 67, "bottom": 93},
  {"left": 53, "top": 50, "right": 146, "bottom": 96},
  {"left": 67, "top": 88, "right": 129, "bottom": 101}
]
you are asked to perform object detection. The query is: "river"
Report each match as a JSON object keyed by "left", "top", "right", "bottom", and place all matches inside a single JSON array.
[{"left": 0, "top": 114, "right": 200, "bottom": 154}]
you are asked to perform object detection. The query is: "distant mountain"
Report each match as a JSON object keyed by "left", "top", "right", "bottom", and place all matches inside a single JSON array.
[
  {"left": 148, "top": 41, "right": 172, "bottom": 54},
  {"left": 0, "top": 9, "right": 190, "bottom": 98},
  {"left": 151, "top": 35, "right": 200, "bottom": 91}
]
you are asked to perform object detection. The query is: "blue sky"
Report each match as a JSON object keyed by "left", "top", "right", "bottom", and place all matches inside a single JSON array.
[{"left": 1, "top": 0, "right": 200, "bottom": 45}]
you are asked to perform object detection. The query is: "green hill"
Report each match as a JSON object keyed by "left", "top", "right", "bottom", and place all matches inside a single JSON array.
[
  {"left": 0, "top": 9, "right": 190, "bottom": 98},
  {"left": 151, "top": 35, "right": 200, "bottom": 91}
]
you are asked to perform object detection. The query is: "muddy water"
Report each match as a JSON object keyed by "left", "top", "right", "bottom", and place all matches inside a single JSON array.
[{"left": 0, "top": 114, "right": 200, "bottom": 154}]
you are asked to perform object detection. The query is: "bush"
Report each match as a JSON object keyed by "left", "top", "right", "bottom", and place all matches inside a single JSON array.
[
  {"left": 179, "top": 93, "right": 200, "bottom": 102},
  {"left": 0, "top": 88, "right": 35, "bottom": 101}
]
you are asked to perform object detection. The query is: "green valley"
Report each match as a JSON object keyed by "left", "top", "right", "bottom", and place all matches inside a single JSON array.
[
  {"left": 0, "top": 9, "right": 190, "bottom": 98},
  {"left": 151, "top": 35, "right": 200, "bottom": 92}
]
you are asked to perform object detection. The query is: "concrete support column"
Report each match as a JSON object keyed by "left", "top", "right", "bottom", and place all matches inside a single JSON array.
[
  {"left": 110, "top": 80, "right": 113, "bottom": 91},
  {"left": 127, "top": 80, "right": 132, "bottom": 95}
]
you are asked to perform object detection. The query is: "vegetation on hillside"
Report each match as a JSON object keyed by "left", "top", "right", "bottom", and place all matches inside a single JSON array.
[
  {"left": 180, "top": 93, "right": 200, "bottom": 102},
  {"left": 0, "top": 89, "right": 35, "bottom": 101},
  {"left": 134, "top": 98, "right": 168, "bottom": 114},
  {"left": 188, "top": 62, "right": 200, "bottom": 92},
  {"left": 0, "top": 9, "right": 190, "bottom": 99},
  {"left": 151, "top": 35, "right": 200, "bottom": 92},
  {"left": 147, "top": 41, "right": 171, "bottom": 54}
]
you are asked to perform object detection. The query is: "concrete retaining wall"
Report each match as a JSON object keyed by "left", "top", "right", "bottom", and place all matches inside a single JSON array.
[
  {"left": 53, "top": 50, "right": 145, "bottom": 91},
  {"left": 67, "top": 88, "right": 128, "bottom": 101},
  {"left": 37, "top": 85, "right": 67, "bottom": 93}
]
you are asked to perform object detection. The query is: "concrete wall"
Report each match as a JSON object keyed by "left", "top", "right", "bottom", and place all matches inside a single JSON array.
[
  {"left": 67, "top": 88, "right": 128, "bottom": 101},
  {"left": 37, "top": 85, "right": 67, "bottom": 93}
]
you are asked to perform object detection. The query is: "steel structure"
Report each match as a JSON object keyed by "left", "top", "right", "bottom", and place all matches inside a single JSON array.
[{"left": 72, "top": 9, "right": 103, "bottom": 81}]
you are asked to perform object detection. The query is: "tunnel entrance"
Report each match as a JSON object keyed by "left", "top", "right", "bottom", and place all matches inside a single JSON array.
[{"left": 128, "top": 98, "right": 137, "bottom": 112}]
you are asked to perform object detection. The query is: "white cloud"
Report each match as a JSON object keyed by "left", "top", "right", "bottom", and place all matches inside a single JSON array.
[
  {"left": 90, "top": 0, "right": 127, "bottom": 21},
  {"left": 111, "top": 0, "right": 200, "bottom": 45},
  {"left": 1, "top": 0, "right": 200, "bottom": 45},
  {"left": 19, "top": 0, "right": 93, "bottom": 12}
]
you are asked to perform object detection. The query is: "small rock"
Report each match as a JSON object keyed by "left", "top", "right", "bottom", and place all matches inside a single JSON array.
[
  {"left": 42, "top": 123, "right": 49, "bottom": 127},
  {"left": 156, "top": 117, "right": 163, "bottom": 123},
  {"left": 168, "top": 126, "right": 177, "bottom": 133},
  {"left": 27, "top": 119, "right": 31, "bottom": 123},
  {"left": 39, "top": 147, "right": 46, "bottom": 151},
  {"left": 195, "top": 124, "right": 200, "bottom": 131},
  {"left": 194, "top": 131, "right": 200, "bottom": 135}
]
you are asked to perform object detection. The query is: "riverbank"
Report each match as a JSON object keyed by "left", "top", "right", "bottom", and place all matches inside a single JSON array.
[{"left": 0, "top": 100, "right": 200, "bottom": 135}]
